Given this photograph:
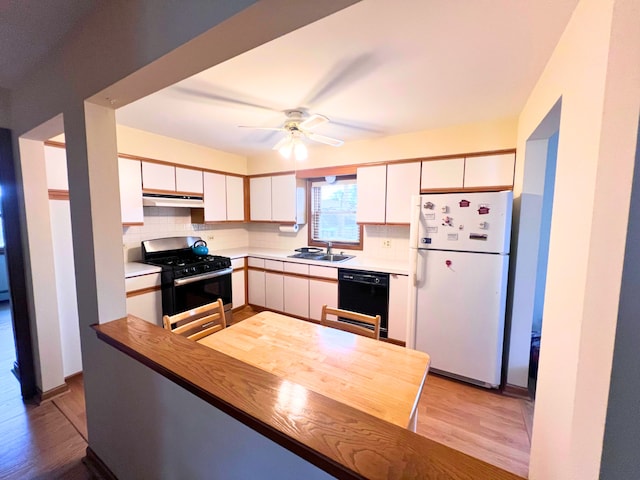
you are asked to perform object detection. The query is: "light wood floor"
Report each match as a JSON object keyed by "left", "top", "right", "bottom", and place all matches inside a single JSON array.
[{"left": 0, "top": 304, "right": 533, "bottom": 478}]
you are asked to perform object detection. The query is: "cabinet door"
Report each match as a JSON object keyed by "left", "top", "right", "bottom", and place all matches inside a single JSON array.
[
  {"left": 176, "top": 167, "right": 203, "bottom": 194},
  {"left": 203, "top": 172, "right": 227, "bottom": 222},
  {"left": 308, "top": 278, "right": 338, "bottom": 322},
  {"left": 271, "top": 174, "right": 296, "bottom": 222},
  {"left": 386, "top": 162, "right": 421, "bottom": 224},
  {"left": 126, "top": 290, "right": 163, "bottom": 327},
  {"left": 118, "top": 157, "right": 144, "bottom": 225},
  {"left": 232, "top": 269, "right": 246, "bottom": 309},
  {"left": 247, "top": 269, "right": 265, "bottom": 307},
  {"left": 284, "top": 275, "right": 309, "bottom": 318},
  {"left": 226, "top": 175, "right": 245, "bottom": 221},
  {"left": 421, "top": 158, "right": 464, "bottom": 190},
  {"left": 356, "top": 165, "right": 387, "bottom": 223},
  {"left": 388, "top": 274, "right": 409, "bottom": 342},
  {"left": 44, "top": 145, "right": 69, "bottom": 190},
  {"left": 250, "top": 177, "right": 272, "bottom": 221},
  {"left": 142, "top": 162, "right": 175, "bottom": 192},
  {"left": 265, "top": 272, "right": 284, "bottom": 311},
  {"left": 463, "top": 153, "right": 515, "bottom": 188}
]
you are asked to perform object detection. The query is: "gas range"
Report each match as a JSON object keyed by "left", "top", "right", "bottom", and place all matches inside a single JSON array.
[
  {"left": 147, "top": 253, "right": 232, "bottom": 279},
  {"left": 141, "top": 236, "right": 233, "bottom": 318}
]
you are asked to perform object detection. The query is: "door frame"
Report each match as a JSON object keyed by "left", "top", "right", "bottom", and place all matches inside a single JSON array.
[{"left": 0, "top": 128, "right": 37, "bottom": 399}]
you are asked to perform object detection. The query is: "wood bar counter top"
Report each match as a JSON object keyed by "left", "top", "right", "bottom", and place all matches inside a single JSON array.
[
  {"left": 197, "top": 311, "right": 428, "bottom": 429},
  {"left": 93, "top": 315, "right": 524, "bottom": 480}
]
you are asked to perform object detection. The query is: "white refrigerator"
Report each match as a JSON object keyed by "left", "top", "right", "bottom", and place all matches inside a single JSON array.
[{"left": 408, "top": 191, "right": 513, "bottom": 388}]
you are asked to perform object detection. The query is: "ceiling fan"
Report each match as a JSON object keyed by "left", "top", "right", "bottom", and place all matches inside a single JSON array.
[{"left": 240, "top": 110, "right": 344, "bottom": 160}]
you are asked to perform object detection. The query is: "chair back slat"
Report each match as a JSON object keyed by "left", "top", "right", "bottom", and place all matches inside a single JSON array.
[
  {"left": 162, "top": 298, "right": 227, "bottom": 341},
  {"left": 320, "top": 305, "right": 381, "bottom": 340}
]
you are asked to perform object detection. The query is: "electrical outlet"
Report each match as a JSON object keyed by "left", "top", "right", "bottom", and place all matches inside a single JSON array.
[{"left": 382, "top": 239, "right": 391, "bottom": 248}]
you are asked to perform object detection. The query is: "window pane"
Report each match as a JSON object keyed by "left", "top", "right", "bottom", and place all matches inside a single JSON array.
[{"left": 311, "top": 179, "right": 359, "bottom": 243}]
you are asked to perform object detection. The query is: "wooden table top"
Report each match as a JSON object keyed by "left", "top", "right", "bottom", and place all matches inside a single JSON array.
[{"left": 197, "top": 311, "right": 430, "bottom": 428}]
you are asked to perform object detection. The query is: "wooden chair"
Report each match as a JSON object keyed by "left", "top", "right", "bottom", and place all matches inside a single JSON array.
[
  {"left": 162, "top": 298, "right": 227, "bottom": 341},
  {"left": 320, "top": 305, "right": 381, "bottom": 340}
]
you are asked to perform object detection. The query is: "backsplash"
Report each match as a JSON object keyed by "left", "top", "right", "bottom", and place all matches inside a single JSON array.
[
  {"left": 247, "top": 222, "right": 410, "bottom": 261},
  {"left": 123, "top": 207, "right": 410, "bottom": 262},
  {"left": 122, "top": 207, "right": 249, "bottom": 262}
]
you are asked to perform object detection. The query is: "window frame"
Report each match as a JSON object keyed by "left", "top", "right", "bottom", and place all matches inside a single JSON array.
[{"left": 306, "top": 175, "right": 363, "bottom": 251}]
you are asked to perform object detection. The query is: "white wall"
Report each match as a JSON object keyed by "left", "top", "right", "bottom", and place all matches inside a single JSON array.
[
  {"left": 515, "top": 0, "right": 640, "bottom": 478},
  {"left": 0, "top": 87, "right": 9, "bottom": 128},
  {"left": 248, "top": 117, "right": 518, "bottom": 174},
  {"left": 48, "top": 200, "right": 81, "bottom": 377}
]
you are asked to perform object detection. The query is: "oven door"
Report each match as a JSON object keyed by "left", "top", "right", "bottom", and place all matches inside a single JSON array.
[{"left": 170, "top": 268, "right": 233, "bottom": 316}]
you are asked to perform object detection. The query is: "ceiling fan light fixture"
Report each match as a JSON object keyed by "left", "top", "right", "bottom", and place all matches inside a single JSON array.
[
  {"left": 294, "top": 139, "right": 308, "bottom": 161},
  {"left": 278, "top": 137, "right": 294, "bottom": 159}
]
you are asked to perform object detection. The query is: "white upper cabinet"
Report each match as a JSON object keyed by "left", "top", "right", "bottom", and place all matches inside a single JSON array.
[
  {"left": 421, "top": 158, "right": 465, "bottom": 190},
  {"left": 356, "top": 165, "right": 387, "bottom": 224},
  {"left": 271, "top": 174, "right": 296, "bottom": 222},
  {"left": 250, "top": 176, "right": 272, "bottom": 221},
  {"left": 358, "top": 163, "right": 420, "bottom": 224},
  {"left": 118, "top": 157, "right": 144, "bottom": 225},
  {"left": 176, "top": 167, "right": 203, "bottom": 194},
  {"left": 250, "top": 174, "right": 305, "bottom": 223},
  {"left": 463, "top": 153, "right": 515, "bottom": 188},
  {"left": 142, "top": 162, "right": 175, "bottom": 192},
  {"left": 44, "top": 145, "right": 69, "bottom": 190},
  {"left": 385, "top": 162, "right": 421, "bottom": 224},
  {"left": 226, "top": 175, "right": 245, "bottom": 221},
  {"left": 203, "top": 172, "right": 227, "bottom": 222},
  {"left": 201, "top": 172, "right": 244, "bottom": 223}
]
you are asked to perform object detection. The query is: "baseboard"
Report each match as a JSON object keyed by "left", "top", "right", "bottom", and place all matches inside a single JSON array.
[
  {"left": 382, "top": 337, "right": 406, "bottom": 347},
  {"left": 502, "top": 383, "right": 531, "bottom": 399},
  {"left": 35, "top": 381, "right": 70, "bottom": 404},
  {"left": 65, "top": 371, "right": 83, "bottom": 382},
  {"left": 84, "top": 446, "right": 118, "bottom": 480}
]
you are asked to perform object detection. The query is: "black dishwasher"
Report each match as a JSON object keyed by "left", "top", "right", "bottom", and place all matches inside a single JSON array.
[{"left": 338, "top": 269, "right": 389, "bottom": 339}]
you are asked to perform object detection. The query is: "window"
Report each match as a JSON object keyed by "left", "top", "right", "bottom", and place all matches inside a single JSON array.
[{"left": 309, "top": 177, "right": 362, "bottom": 249}]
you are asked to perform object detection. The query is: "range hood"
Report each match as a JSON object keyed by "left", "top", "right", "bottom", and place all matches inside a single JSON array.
[{"left": 142, "top": 193, "right": 204, "bottom": 208}]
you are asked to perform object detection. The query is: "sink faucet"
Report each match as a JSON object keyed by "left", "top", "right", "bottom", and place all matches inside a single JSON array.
[{"left": 326, "top": 241, "right": 333, "bottom": 255}]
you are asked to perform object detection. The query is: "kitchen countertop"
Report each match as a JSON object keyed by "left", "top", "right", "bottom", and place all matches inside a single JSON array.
[
  {"left": 125, "top": 247, "right": 409, "bottom": 278},
  {"left": 125, "top": 262, "right": 162, "bottom": 278},
  {"left": 214, "top": 247, "right": 409, "bottom": 275}
]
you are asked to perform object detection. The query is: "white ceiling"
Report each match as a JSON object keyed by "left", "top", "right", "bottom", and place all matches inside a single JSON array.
[
  {"left": 115, "top": 0, "right": 579, "bottom": 157},
  {"left": 0, "top": 1, "right": 578, "bottom": 154},
  {"left": 0, "top": 0, "right": 99, "bottom": 89}
]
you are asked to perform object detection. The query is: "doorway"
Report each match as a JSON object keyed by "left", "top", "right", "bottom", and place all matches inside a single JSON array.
[{"left": 507, "top": 100, "right": 561, "bottom": 397}]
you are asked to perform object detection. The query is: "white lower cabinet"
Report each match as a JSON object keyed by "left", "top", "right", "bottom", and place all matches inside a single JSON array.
[
  {"left": 265, "top": 272, "right": 284, "bottom": 311},
  {"left": 284, "top": 275, "right": 309, "bottom": 318},
  {"left": 248, "top": 269, "right": 265, "bottom": 307},
  {"left": 388, "top": 274, "right": 409, "bottom": 342},
  {"left": 125, "top": 273, "right": 163, "bottom": 326},
  {"left": 308, "top": 278, "right": 338, "bottom": 322},
  {"left": 231, "top": 258, "right": 246, "bottom": 309}
]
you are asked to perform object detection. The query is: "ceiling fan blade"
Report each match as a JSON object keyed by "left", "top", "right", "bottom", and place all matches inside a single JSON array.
[
  {"left": 238, "top": 126, "right": 284, "bottom": 131},
  {"left": 172, "top": 86, "right": 280, "bottom": 112},
  {"left": 307, "top": 132, "right": 344, "bottom": 147},
  {"left": 299, "top": 114, "right": 328, "bottom": 130},
  {"left": 272, "top": 135, "right": 291, "bottom": 151},
  {"left": 303, "top": 53, "right": 381, "bottom": 106}
]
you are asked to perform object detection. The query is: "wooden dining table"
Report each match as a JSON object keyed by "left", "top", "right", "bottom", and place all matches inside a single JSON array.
[{"left": 197, "top": 310, "right": 430, "bottom": 430}]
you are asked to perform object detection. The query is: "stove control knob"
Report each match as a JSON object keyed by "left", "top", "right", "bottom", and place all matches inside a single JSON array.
[{"left": 203, "top": 264, "right": 211, "bottom": 271}]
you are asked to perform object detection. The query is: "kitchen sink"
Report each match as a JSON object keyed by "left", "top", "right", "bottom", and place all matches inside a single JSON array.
[
  {"left": 287, "top": 252, "right": 354, "bottom": 262},
  {"left": 314, "top": 254, "right": 353, "bottom": 262}
]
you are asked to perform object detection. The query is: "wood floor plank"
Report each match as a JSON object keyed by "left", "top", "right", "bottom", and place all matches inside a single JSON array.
[{"left": 52, "top": 375, "right": 88, "bottom": 441}]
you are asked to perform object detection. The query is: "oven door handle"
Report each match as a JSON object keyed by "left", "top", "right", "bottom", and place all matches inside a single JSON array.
[{"left": 173, "top": 267, "right": 233, "bottom": 287}]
